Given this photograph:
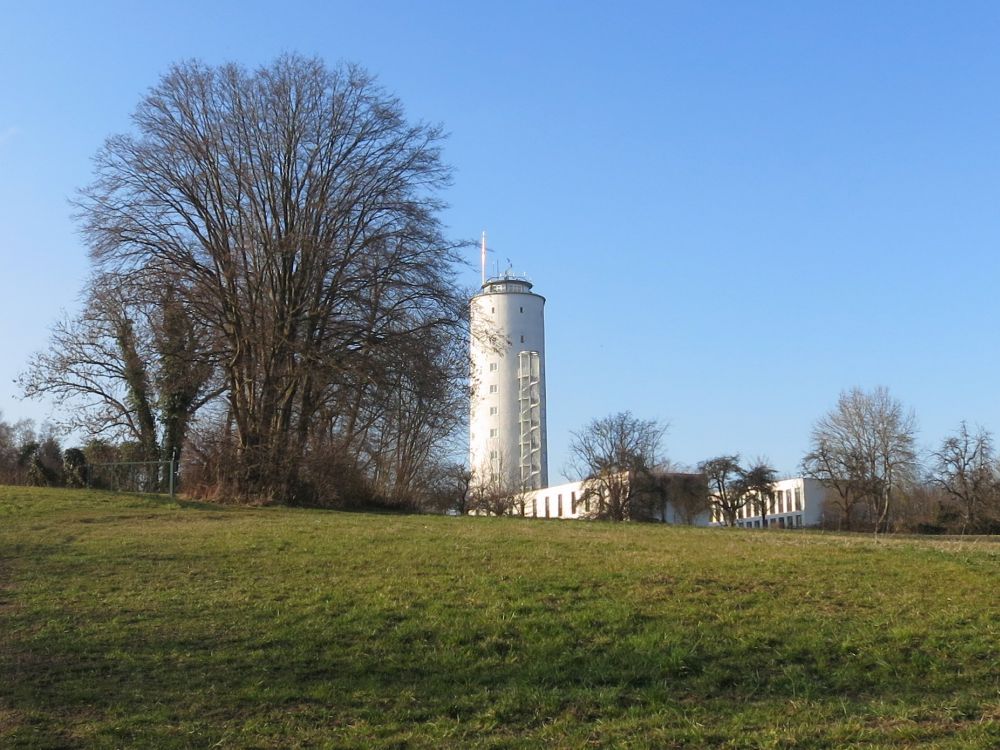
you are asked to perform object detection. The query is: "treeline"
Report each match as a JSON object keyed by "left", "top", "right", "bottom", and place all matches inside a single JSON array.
[
  {"left": 0, "top": 415, "right": 148, "bottom": 490},
  {"left": 0, "top": 418, "right": 66, "bottom": 487},
  {"left": 799, "top": 387, "right": 1000, "bottom": 536},
  {"left": 696, "top": 387, "right": 1000, "bottom": 535},
  {"left": 0, "top": 408, "right": 470, "bottom": 511}
]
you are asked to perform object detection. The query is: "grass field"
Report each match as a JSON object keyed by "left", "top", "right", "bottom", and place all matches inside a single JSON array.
[{"left": 1, "top": 486, "right": 999, "bottom": 748}]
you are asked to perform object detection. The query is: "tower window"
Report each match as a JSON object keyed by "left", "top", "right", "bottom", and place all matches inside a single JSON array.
[
  {"left": 520, "top": 335, "right": 525, "bottom": 343},
  {"left": 491, "top": 306, "right": 495, "bottom": 314},
  {"left": 489, "top": 362, "right": 497, "bottom": 371},
  {"left": 489, "top": 406, "right": 497, "bottom": 415},
  {"left": 489, "top": 384, "right": 497, "bottom": 393},
  {"left": 489, "top": 428, "right": 498, "bottom": 438},
  {"left": 520, "top": 306, "right": 523, "bottom": 313}
]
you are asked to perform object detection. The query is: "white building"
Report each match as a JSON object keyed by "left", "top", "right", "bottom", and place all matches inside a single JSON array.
[
  {"left": 710, "top": 477, "right": 830, "bottom": 528},
  {"left": 523, "top": 479, "right": 588, "bottom": 519},
  {"left": 507, "top": 472, "right": 706, "bottom": 524},
  {"left": 510, "top": 475, "right": 828, "bottom": 528},
  {"left": 469, "top": 272, "right": 548, "bottom": 492}
]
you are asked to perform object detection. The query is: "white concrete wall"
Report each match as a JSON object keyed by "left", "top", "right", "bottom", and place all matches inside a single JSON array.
[
  {"left": 519, "top": 475, "right": 711, "bottom": 524},
  {"left": 713, "top": 477, "right": 830, "bottom": 528},
  {"left": 523, "top": 479, "right": 587, "bottom": 519},
  {"left": 469, "top": 275, "right": 548, "bottom": 491}
]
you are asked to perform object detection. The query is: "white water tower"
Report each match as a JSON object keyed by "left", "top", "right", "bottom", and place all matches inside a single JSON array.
[{"left": 469, "top": 235, "right": 548, "bottom": 491}]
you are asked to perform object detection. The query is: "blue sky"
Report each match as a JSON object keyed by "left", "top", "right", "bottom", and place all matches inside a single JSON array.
[{"left": 2, "top": 1, "right": 999, "bottom": 478}]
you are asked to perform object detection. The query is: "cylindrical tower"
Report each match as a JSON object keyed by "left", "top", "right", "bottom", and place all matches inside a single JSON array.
[{"left": 469, "top": 273, "right": 548, "bottom": 491}]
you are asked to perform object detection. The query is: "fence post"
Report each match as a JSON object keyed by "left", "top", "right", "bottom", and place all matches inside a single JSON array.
[{"left": 169, "top": 451, "right": 176, "bottom": 501}]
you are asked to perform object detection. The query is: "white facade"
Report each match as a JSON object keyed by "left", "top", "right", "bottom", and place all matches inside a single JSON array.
[
  {"left": 524, "top": 479, "right": 587, "bottom": 519},
  {"left": 710, "top": 477, "right": 830, "bottom": 528},
  {"left": 513, "top": 476, "right": 826, "bottom": 527},
  {"left": 469, "top": 274, "right": 548, "bottom": 491},
  {"left": 517, "top": 474, "right": 712, "bottom": 524}
]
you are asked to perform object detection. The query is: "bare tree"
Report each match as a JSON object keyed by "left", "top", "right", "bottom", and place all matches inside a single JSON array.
[
  {"left": 698, "top": 455, "right": 746, "bottom": 526},
  {"left": 0, "top": 414, "right": 29, "bottom": 485},
  {"left": 21, "top": 275, "right": 218, "bottom": 489},
  {"left": 420, "top": 462, "right": 473, "bottom": 515},
  {"left": 739, "top": 459, "right": 778, "bottom": 527},
  {"left": 931, "top": 422, "right": 997, "bottom": 534},
  {"left": 468, "top": 453, "right": 523, "bottom": 517},
  {"left": 801, "top": 437, "right": 867, "bottom": 530},
  {"left": 22, "top": 279, "right": 159, "bottom": 455},
  {"left": 802, "top": 386, "right": 918, "bottom": 538},
  {"left": 345, "top": 323, "right": 467, "bottom": 506},
  {"left": 568, "top": 411, "right": 666, "bottom": 521},
  {"left": 633, "top": 468, "right": 710, "bottom": 524},
  {"left": 74, "top": 56, "right": 464, "bottom": 503}
]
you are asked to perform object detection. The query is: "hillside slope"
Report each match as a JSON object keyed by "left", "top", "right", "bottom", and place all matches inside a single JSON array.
[{"left": 1, "top": 486, "right": 998, "bottom": 748}]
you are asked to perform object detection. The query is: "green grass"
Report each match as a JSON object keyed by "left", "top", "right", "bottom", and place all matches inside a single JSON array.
[{"left": 1, "top": 486, "right": 999, "bottom": 748}]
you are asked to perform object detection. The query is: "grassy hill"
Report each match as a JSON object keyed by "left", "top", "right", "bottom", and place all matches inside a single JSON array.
[{"left": 1, "top": 486, "right": 998, "bottom": 748}]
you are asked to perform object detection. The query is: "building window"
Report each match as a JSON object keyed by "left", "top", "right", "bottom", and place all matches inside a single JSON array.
[
  {"left": 520, "top": 335, "right": 525, "bottom": 343},
  {"left": 489, "top": 450, "right": 497, "bottom": 459},
  {"left": 585, "top": 494, "right": 591, "bottom": 512},
  {"left": 491, "top": 306, "right": 495, "bottom": 313},
  {"left": 545, "top": 497, "right": 550, "bottom": 519},
  {"left": 571, "top": 491, "right": 577, "bottom": 513},
  {"left": 796, "top": 515, "right": 802, "bottom": 527},
  {"left": 489, "top": 362, "right": 497, "bottom": 372},
  {"left": 520, "top": 306, "right": 524, "bottom": 313},
  {"left": 489, "top": 384, "right": 497, "bottom": 393},
  {"left": 489, "top": 406, "right": 497, "bottom": 415},
  {"left": 557, "top": 494, "right": 563, "bottom": 516},
  {"left": 489, "top": 428, "right": 498, "bottom": 438},
  {"left": 794, "top": 487, "right": 802, "bottom": 511}
]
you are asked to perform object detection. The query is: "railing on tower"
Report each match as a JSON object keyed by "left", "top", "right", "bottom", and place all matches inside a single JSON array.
[{"left": 518, "top": 351, "right": 542, "bottom": 490}]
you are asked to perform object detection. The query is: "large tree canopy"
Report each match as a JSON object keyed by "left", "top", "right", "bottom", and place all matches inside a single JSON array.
[
  {"left": 568, "top": 411, "right": 667, "bottom": 521},
  {"left": 71, "top": 55, "right": 465, "bottom": 503},
  {"left": 802, "top": 386, "right": 918, "bottom": 535}
]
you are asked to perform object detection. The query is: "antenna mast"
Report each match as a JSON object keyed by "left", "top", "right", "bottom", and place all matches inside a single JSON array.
[{"left": 481, "top": 230, "right": 487, "bottom": 285}]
